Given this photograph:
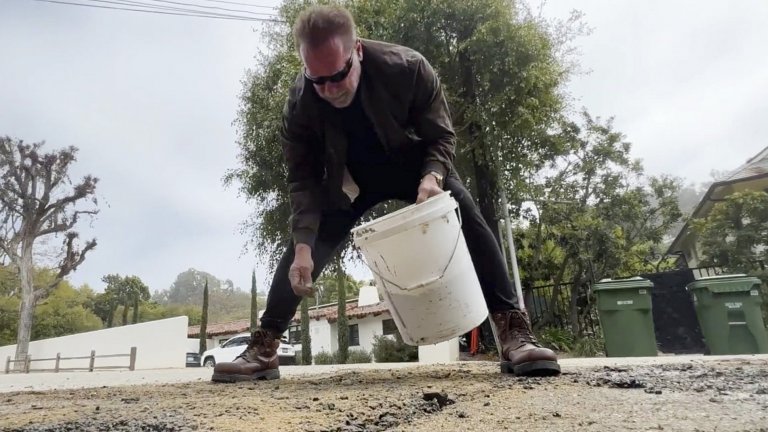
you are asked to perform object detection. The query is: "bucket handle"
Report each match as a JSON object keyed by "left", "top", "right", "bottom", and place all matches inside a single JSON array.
[{"left": 370, "top": 204, "right": 463, "bottom": 292}]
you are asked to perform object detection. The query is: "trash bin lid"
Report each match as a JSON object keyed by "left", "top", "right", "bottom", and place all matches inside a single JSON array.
[
  {"left": 593, "top": 276, "right": 654, "bottom": 291},
  {"left": 686, "top": 274, "right": 763, "bottom": 293}
]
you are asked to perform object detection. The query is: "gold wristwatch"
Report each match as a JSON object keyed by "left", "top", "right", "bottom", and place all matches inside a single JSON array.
[{"left": 426, "top": 171, "right": 444, "bottom": 188}]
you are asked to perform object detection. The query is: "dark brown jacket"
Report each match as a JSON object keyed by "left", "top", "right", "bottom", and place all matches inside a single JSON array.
[{"left": 280, "top": 39, "right": 456, "bottom": 248}]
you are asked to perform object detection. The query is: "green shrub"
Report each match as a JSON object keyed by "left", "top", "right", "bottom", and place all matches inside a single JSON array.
[
  {"left": 536, "top": 326, "right": 575, "bottom": 353},
  {"left": 572, "top": 333, "right": 605, "bottom": 357},
  {"left": 345, "top": 349, "right": 373, "bottom": 364},
  {"left": 313, "top": 350, "right": 335, "bottom": 365},
  {"left": 372, "top": 334, "right": 418, "bottom": 362}
]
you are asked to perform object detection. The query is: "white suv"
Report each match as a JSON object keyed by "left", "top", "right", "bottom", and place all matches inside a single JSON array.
[{"left": 201, "top": 333, "right": 296, "bottom": 367}]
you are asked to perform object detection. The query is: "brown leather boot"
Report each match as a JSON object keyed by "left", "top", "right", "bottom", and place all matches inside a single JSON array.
[
  {"left": 490, "top": 310, "right": 561, "bottom": 377},
  {"left": 211, "top": 328, "right": 281, "bottom": 382}
]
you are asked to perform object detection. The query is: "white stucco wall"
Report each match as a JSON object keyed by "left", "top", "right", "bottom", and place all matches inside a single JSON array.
[
  {"left": 310, "top": 319, "right": 333, "bottom": 355},
  {"left": 352, "top": 315, "right": 390, "bottom": 354},
  {"left": 0, "top": 317, "right": 189, "bottom": 371},
  {"left": 290, "top": 310, "right": 463, "bottom": 365},
  {"left": 418, "top": 338, "right": 460, "bottom": 363}
]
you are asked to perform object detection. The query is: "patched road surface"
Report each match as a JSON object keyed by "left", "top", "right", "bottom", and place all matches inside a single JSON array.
[{"left": 1, "top": 358, "right": 767, "bottom": 431}]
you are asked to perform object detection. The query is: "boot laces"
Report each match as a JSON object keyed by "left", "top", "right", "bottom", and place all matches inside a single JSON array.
[
  {"left": 508, "top": 311, "right": 539, "bottom": 346},
  {"left": 235, "top": 328, "right": 274, "bottom": 361}
]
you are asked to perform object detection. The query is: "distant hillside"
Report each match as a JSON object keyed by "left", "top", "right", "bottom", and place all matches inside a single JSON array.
[{"left": 152, "top": 268, "right": 265, "bottom": 324}]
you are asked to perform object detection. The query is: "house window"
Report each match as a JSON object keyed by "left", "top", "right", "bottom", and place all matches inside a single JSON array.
[
  {"left": 382, "top": 319, "right": 397, "bottom": 336},
  {"left": 349, "top": 324, "right": 360, "bottom": 346},
  {"left": 288, "top": 325, "right": 302, "bottom": 345}
]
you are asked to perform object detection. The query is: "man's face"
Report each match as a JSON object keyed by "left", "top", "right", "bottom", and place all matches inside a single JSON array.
[{"left": 301, "top": 36, "right": 361, "bottom": 108}]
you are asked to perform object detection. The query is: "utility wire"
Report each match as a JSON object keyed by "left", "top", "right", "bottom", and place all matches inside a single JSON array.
[
  {"left": 32, "top": 0, "right": 284, "bottom": 22},
  {"left": 191, "top": 0, "right": 276, "bottom": 10},
  {"left": 142, "top": 0, "right": 277, "bottom": 17},
  {"left": 79, "top": 0, "right": 278, "bottom": 19}
]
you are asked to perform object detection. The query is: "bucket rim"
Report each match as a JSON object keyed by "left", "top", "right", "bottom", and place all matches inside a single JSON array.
[{"left": 351, "top": 191, "right": 455, "bottom": 240}]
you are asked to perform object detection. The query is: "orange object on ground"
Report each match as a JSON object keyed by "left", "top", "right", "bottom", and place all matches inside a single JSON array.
[{"left": 470, "top": 327, "right": 480, "bottom": 355}]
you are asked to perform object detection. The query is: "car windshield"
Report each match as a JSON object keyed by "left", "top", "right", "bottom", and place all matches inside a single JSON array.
[{"left": 223, "top": 337, "right": 248, "bottom": 348}]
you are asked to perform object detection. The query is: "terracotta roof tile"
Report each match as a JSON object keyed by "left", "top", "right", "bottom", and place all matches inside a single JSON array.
[
  {"left": 291, "top": 301, "right": 390, "bottom": 323},
  {"left": 188, "top": 319, "right": 250, "bottom": 338}
]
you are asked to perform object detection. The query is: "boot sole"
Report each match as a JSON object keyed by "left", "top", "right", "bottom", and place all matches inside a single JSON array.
[
  {"left": 211, "top": 369, "right": 280, "bottom": 383},
  {"left": 501, "top": 360, "right": 561, "bottom": 377}
]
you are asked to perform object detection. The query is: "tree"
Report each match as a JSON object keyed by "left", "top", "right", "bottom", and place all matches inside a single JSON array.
[
  {"left": 311, "top": 267, "right": 362, "bottom": 306},
  {"left": 33, "top": 279, "right": 102, "bottom": 339},
  {"left": 122, "top": 276, "right": 150, "bottom": 325},
  {"left": 98, "top": 274, "right": 149, "bottom": 326},
  {"left": 250, "top": 269, "right": 259, "bottom": 331},
  {"left": 691, "top": 190, "right": 768, "bottom": 271},
  {"left": 225, "top": 0, "right": 580, "bottom": 273},
  {"left": 335, "top": 254, "right": 349, "bottom": 364},
  {"left": 139, "top": 302, "right": 202, "bottom": 326},
  {"left": 0, "top": 137, "right": 98, "bottom": 366},
  {"left": 0, "top": 264, "right": 21, "bottom": 345},
  {"left": 154, "top": 268, "right": 253, "bottom": 323},
  {"left": 691, "top": 190, "right": 768, "bottom": 322},
  {"left": 199, "top": 278, "right": 209, "bottom": 355},
  {"left": 154, "top": 268, "right": 222, "bottom": 305},
  {"left": 351, "top": 0, "right": 577, "bottom": 236},
  {"left": 517, "top": 112, "right": 682, "bottom": 333},
  {"left": 300, "top": 297, "right": 312, "bottom": 365},
  {"left": 95, "top": 274, "right": 122, "bottom": 327}
]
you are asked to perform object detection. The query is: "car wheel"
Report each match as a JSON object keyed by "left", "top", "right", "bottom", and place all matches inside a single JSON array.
[{"left": 203, "top": 357, "right": 216, "bottom": 367}]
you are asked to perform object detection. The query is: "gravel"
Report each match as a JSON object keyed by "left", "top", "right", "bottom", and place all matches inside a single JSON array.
[{"left": 2, "top": 359, "right": 767, "bottom": 431}]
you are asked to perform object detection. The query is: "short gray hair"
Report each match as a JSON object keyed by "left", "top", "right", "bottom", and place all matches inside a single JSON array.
[{"left": 292, "top": 5, "right": 357, "bottom": 52}]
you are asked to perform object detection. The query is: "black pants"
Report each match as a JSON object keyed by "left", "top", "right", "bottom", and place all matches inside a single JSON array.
[{"left": 260, "top": 172, "right": 520, "bottom": 334}]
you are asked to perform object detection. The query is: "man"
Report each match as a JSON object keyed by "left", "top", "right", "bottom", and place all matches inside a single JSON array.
[{"left": 212, "top": 5, "right": 559, "bottom": 382}]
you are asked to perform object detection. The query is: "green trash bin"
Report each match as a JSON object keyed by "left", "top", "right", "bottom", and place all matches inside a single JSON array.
[
  {"left": 593, "top": 277, "right": 657, "bottom": 357},
  {"left": 686, "top": 275, "right": 768, "bottom": 355}
]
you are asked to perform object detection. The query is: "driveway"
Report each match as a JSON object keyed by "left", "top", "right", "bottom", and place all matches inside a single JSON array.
[{"left": 1, "top": 354, "right": 767, "bottom": 431}]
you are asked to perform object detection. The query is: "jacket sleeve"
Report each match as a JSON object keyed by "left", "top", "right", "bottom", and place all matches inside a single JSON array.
[
  {"left": 410, "top": 56, "right": 456, "bottom": 180},
  {"left": 280, "top": 94, "right": 324, "bottom": 250}
]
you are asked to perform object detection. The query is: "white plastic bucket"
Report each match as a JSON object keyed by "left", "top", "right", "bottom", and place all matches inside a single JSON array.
[{"left": 351, "top": 191, "right": 487, "bottom": 346}]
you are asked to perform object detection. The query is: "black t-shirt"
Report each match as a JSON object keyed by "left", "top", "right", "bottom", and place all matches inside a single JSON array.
[{"left": 338, "top": 89, "right": 398, "bottom": 188}]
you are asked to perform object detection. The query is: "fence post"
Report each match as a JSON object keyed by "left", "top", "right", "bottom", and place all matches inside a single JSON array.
[
  {"left": 55, "top": 353, "right": 61, "bottom": 373},
  {"left": 24, "top": 355, "right": 31, "bottom": 373},
  {"left": 4, "top": 356, "right": 9, "bottom": 374},
  {"left": 89, "top": 350, "right": 96, "bottom": 372},
  {"left": 129, "top": 347, "right": 137, "bottom": 371}
]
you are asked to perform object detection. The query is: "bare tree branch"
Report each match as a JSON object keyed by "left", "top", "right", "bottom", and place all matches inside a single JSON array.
[{"left": 1, "top": 136, "right": 99, "bottom": 365}]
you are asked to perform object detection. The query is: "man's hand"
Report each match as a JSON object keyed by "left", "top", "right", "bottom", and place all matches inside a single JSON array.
[
  {"left": 289, "top": 243, "right": 314, "bottom": 297},
  {"left": 416, "top": 174, "right": 443, "bottom": 203}
]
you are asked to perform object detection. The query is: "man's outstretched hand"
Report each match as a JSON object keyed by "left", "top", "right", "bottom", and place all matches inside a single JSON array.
[
  {"left": 289, "top": 243, "right": 314, "bottom": 297},
  {"left": 416, "top": 174, "right": 443, "bottom": 204}
]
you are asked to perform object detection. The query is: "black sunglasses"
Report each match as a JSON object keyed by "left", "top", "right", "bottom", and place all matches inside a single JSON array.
[{"left": 304, "top": 52, "right": 354, "bottom": 85}]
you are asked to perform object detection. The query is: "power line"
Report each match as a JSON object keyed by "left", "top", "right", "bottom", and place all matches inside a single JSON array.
[
  {"left": 32, "top": 0, "right": 283, "bottom": 22},
  {"left": 142, "top": 0, "right": 277, "bottom": 17},
  {"left": 169, "top": 0, "right": 277, "bottom": 10},
  {"left": 80, "top": 0, "right": 279, "bottom": 19}
]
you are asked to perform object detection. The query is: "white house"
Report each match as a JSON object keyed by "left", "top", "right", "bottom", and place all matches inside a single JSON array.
[
  {"left": 666, "top": 146, "right": 768, "bottom": 275},
  {"left": 188, "top": 286, "right": 396, "bottom": 358},
  {"left": 188, "top": 285, "right": 461, "bottom": 363},
  {"left": 286, "top": 285, "right": 394, "bottom": 357}
]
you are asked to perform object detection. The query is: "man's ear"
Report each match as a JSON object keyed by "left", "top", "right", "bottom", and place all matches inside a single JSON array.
[{"left": 356, "top": 39, "right": 363, "bottom": 61}]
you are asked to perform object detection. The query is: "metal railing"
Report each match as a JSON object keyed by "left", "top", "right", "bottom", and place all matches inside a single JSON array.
[
  {"left": 524, "top": 282, "right": 600, "bottom": 336},
  {"left": 5, "top": 347, "right": 137, "bottom": 374}
]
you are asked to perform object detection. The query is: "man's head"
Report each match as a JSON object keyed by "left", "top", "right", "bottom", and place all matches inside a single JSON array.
[{"left": 293, "top": 5, "right": 362, "bottom": 108}]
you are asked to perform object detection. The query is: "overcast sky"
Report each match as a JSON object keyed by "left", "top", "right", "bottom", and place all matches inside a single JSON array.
[{"left": 2, "top": 0, "right": 767, "bottom": 296}]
